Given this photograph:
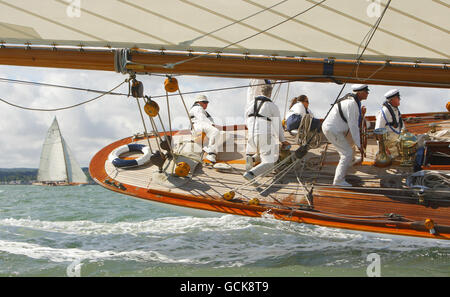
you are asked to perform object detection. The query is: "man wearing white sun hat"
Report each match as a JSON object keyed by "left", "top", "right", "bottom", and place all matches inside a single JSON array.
[
  {"left": 189, "top": 94, "right": 220, "bottom": 163},
  {"left": 321, "top": 84, "right": 369, "bottom": 187}
]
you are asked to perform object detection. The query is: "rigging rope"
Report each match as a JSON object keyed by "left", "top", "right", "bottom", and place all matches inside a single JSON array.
[
  {"left": 271, "top": 81, "right": 282, "bottom": 102},
  {"left": 138, "top": 0, "right": 328, "bottom": 70},
  {"left": 0, "top": 77, "right": 126, "bottom": 96},
  {"left": 284, "top": 0, "right": 393, "bottom": 192},
  {"left": 321, "top": 0, "right": 392, "bottom": 125},
  {"left": 258, "top": 159, "right": 301, "bottom": 195},
  {"left": 232, "top": 153, "right": 295, "bottom": 193},
  {"left": 0, "top": 79, "right": 128, "bottom": 112},
  {"left": 177, "top": 89, "right": 194, "bottom": 129},
  {"left": 165, "top": 91, "right": 173, "bottom": 136},
  {"left": 294, "top": 160, "right": 313, "bottom": 206},
  {"left": 156, "top": 112, "right": 175, "bottom": 165},
  {"left": 227, "top": 153, "right": 306, "bottom": 210},
  {"left": 232, "top": 0, "right": 398, "bottom": 205},
  {"left": 0, "top": 76, "right": 294, "bottom": 99},
  {"left": 133, "top": 92, "right": 154, "bottom": 154},
  {"left": 179, "top": 0, "right": 289, "bottom": 46},
  {"left": 2, "top": 74, "right": 447, "bottom": 114},
  {"left": 283, "top": 82, "right": 290, "bottom": 121},
  {"left": 406, "top": 170, "right": 450, "bottom": 191},
  {"left": 155, "top": 73, "right": 450, "bottom": 88}
]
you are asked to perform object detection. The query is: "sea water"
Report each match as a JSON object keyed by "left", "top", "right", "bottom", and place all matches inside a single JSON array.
[{"left": 0, "top": 185, "right": 449, "bottom": 277}]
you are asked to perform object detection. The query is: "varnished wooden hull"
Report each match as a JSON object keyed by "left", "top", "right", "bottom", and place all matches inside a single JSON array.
[{"left": 89, "top": 112, "right": 450, "bottom": 240}]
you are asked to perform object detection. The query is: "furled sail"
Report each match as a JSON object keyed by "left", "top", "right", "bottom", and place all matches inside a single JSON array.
[
  {"left": 37, "top": 117, "right": 88, "bottom": 184},
  {"left": 0, "top": 0, "right": 448, "bottom": 64}
]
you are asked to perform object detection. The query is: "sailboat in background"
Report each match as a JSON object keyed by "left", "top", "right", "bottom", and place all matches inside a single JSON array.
[{"left": 34, "top": 117, "right": 88, "bottom": 186}]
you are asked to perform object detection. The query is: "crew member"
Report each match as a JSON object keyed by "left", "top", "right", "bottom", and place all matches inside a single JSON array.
[
  {"left": 244, "top": 83, "right": 290, "bottom": 181},
  {"left": 244, "top": 79, "right": 274, "bottom": 171},
  {"left": 375, "top": 89, "right": 403, "bottom": 158},
  {"left": 321, "top": 84, "right": 369, "bottom": 187},
  {"left": 285, "top": 95, "right": 320, "bottom": 133},
  {"left": 189, "top": 94, "right": 220, "bottom": 163}
]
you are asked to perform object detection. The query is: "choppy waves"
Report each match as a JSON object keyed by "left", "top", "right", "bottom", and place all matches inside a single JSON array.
[
  {"left": 0, "top": 185, "right": 449, "bottom": 276},
  {"left": 1, "top": 215, "right": 448, "bottom": 268}
]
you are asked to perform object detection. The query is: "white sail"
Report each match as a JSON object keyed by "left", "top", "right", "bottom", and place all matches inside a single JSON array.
[
  {"left": 37, "top": 117, "right": 68, "bottom": 182},
  {"left": 0, "top": 0, "right": 448, "bottom": 64},
  {"left": 37, "top": 117, "right": 88, "bottom": 184},
  {"left": 61, "top": 137, "right": 88, "bottom": 184}
]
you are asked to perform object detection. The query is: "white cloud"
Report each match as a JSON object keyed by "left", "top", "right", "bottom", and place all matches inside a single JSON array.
[{"left": 0, "top": 65, "right": 448, "bottom": 168}]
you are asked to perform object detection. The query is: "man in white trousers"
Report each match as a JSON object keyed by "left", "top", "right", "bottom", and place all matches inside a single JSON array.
[
  {"left": 244, "top": 81, "right": 289, "bottom": 181},
  {"left": 244, "top": 79, "right": 273, "bottom": 170},
  {"left": 322, "top": 84, "right": 369, "bottom": 187},
  {"left": 375, "top": 89, "right": 403, "bottom": 158},
  {"left": 189, "top": 94, "right": 220, "bottom": 163}
]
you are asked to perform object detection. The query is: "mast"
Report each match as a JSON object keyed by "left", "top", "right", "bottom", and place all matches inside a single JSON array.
[{"left": 55, "top": 119, "right": 70, "bottom": 183}]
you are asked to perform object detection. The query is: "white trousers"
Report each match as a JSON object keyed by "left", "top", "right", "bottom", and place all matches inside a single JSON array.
[
  {"left": 193, "top": 122, "right": 220, "bottom": 154},
  {"left": 384, "top": 132, "right": 400, "bottom": 158},
  {"left": 322, "top": 128, "right": 354, "bottom": 185},
  {"left": 246, "top": 133, "right": 279, "bottom": 176}
]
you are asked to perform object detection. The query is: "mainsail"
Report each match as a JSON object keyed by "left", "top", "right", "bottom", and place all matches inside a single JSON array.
[
  {"left": 0, "top": 0, "right": 448, "bottom": 63},
  {"left": 0, "top": 0, "right": 448, "bottom": 87},
  {"left": 37, "top": 117, "right": 88, "bottom": 184}
]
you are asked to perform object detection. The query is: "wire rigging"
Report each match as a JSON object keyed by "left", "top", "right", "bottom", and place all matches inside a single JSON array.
[
  {"left": 0, "top": 79, "right": 128, "bottom": 112},
  {"left": 0, "top": 78, "right": 300, "bottom": 112},
  {"left": 256, "top": 0, "right": 394, "bottom": 198},
  {"left": 302, "top": 0, "right": 393, "bottom": 147},
  {"left": 179, "top": 0, "right": 289, "bottom": 46},
  {"left": 324, "top": 0, "right": 393, "bottom": 119},
  {"left": 0, "top": 77, "right": 126, "bottom": 96},
  {"left": 160, "top": 0, "right": 328, "bottom": 69}
]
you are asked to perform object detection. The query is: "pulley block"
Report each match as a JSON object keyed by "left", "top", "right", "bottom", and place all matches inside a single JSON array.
[
  {"left": 164, "top": 77, "right": 179, "bottom": 93},
  {"left": 150, "top": 150, "right": 166, "bottom": 172},
  {"left": 131, "top": 79, "right": 144, "bottom": 98},
  {"left": 144, "top": 100, "right": 160, "bottom": 117}
]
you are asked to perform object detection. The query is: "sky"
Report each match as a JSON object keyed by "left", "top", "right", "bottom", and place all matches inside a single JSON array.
[{"left": 0, "top": 64, "right": 449, "bottom": 168}]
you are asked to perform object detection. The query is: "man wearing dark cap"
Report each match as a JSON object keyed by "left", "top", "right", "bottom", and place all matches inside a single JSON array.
[{"left": 321, "top": 84, "right": 369, "bottom": 187}]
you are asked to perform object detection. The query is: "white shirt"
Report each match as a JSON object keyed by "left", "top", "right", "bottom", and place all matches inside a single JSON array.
[
  {"left": 285, "top": 102, "right": 314, "bottom": 119},
  {"left": 322, "top": 95, "right": 362, "bottom": 148},
  {"left": 189, "top": 104, "right": 214, "bottom": 125},
  {"left": 375, "top": 103, "right": 402, "bottom": 134},
  {"left": 245, "top": 96, "right": 285, "bottom": 142}
]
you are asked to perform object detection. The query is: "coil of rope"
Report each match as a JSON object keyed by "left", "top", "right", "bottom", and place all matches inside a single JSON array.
[{"left": 407, "top": 170, "right": 450, "bottom": 192}]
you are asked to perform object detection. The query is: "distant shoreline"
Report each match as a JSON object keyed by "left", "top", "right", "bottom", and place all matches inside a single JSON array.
[{"left": 0, "top": 167, "right": 94, "bottom": 185}]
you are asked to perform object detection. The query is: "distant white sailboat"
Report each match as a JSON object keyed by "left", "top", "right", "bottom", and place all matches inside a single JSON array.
[{"left": 34, "top": 117, "right": 88, "bottom": 186}]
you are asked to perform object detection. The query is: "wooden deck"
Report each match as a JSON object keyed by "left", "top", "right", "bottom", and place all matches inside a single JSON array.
[{"left": 90, "top": 113, "right": 450, "bottom": 240}]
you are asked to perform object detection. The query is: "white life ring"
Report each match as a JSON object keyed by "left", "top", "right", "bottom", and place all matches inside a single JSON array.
[{"left": 108, "top": 143, "right": 151, "bottom": 168}]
